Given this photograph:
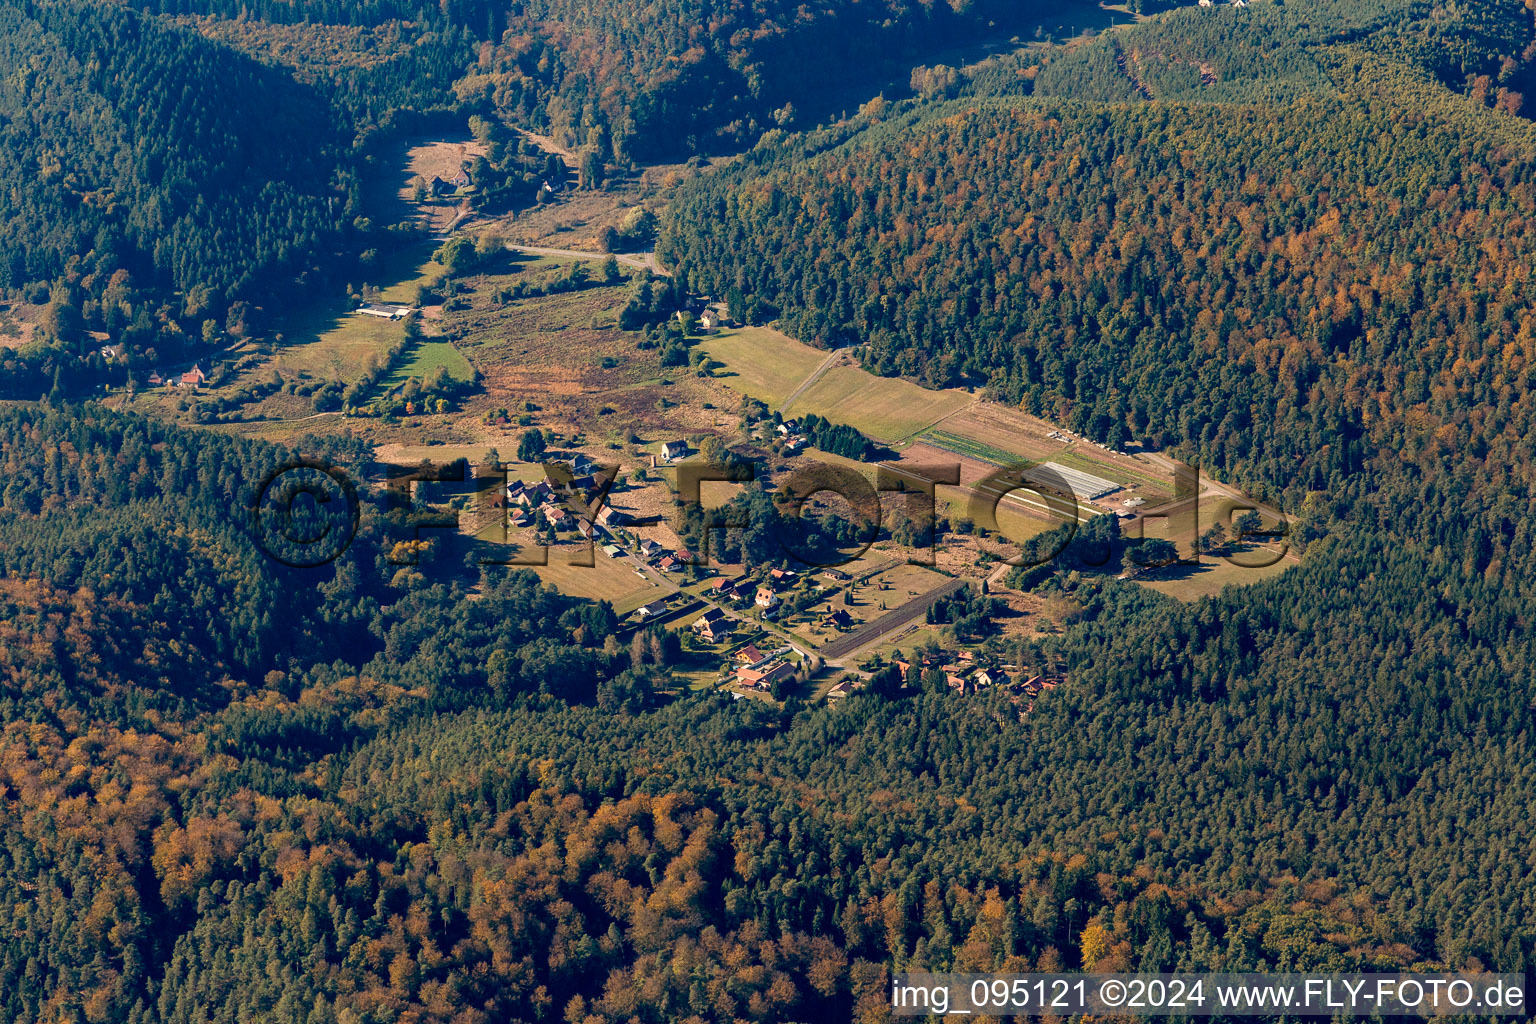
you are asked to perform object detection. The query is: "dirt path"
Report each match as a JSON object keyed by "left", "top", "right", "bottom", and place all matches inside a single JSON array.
[
  {"left": 508, "top": 244, "right": 668, "bottom": 275},
  {"left": 777, "top": 350, "right": 843, "bottom": 415},
  {"left": 516, "top": 129, "right": 578, "bottom": 169}
]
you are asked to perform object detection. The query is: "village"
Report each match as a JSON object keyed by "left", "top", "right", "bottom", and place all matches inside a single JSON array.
[{"left": 89, "top": 131, "right": 1297, "bottom": 714}]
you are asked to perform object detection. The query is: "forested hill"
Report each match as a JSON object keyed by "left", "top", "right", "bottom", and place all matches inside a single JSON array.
[
  {"left": 1020, "top": 0, "right": 1536, "bottom": 104},
  {"left": 3, "top": 398, "right": 1535, "bottom": 1021},
  {"left": 659, "top": 0, "right": 1536, "bottom": 498},
  {"left": 0, "top": 0, "right": 358, "bottom": 384},
  {"left": 461, "top": 0, "right": 1065, "bottom": 161}
]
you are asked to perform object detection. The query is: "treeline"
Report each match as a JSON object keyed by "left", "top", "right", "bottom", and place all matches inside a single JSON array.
[{"left": 799, "top": 412, "right": 877, "bottom": 460}]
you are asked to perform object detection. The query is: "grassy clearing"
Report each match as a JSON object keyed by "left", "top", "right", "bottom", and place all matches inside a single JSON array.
[
  {"left": 1137, "top": 552, "right": 1294, "bottom": 602},
  {"left": 380, "top": 340, "right": 475, "bottom": 390},
  {"left": 468, "top": 520, "right": 661, "bottom": 612},
  {"left": 784, "top": 365, "right": 974, "bottom": 442},
  {"left": 532, "top": 558, "right": 662, "bottom": 614},
  {"left": 698, "top": 327, "right": 829, "bottom": 406},
  {"left": 864, "top": 624, "right": 948, "bottom": 662},
  {"left": 249, "top": 240, "right": 443, "bottom": 386},
  {"left": 270, "top": 313, "right": 402, "bottom": 384}
]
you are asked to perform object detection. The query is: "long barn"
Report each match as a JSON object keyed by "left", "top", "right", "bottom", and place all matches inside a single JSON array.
[{"left": 1022, "top": 462, "right": 1120, "bottom": 500}]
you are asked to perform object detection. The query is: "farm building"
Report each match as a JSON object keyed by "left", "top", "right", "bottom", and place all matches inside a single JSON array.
[
  {"left": 1022, "top": 462, "right": 1120, "bottom": 500},
  {"left": 357, "top": 302, "right": 412, "bottom": 320}
]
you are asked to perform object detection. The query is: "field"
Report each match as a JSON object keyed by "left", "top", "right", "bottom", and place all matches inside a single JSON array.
[
  {"left": 1136, "top": 551, "right": 1295, "bottom": 602},
  {"left": 698, "top": 327, "right": 830, "bottom": 406},
  {"left": 380, "top": 340, "right": 474, "bottom": 390},
  {"left": 257, "top": 240, "right": 445, "bottom": 386},
  {"left": 269, "top": 314, "right": 403, "bottom": 384},
  {"left": 467, "top": 520, "right": 662, "bottom": 613},
  {"left": 783, "top": 365, "right": 974, "bottom": 442},
  {"left": 699, "top": 326, "right": 974, "bottom": 439},
  {"left": 924, "top": 402, "right": 1174, "bottom": 495},
  {"left": 531, "top": 557, "right": 663, "bottom": 614}
]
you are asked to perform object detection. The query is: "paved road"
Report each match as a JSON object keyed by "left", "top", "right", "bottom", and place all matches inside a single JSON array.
[{"left": 818, "top": 577, "right": 967, "bottom": 662}]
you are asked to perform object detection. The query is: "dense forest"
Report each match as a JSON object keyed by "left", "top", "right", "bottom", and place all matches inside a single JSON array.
[
  {"left": 0, "top": 0, "right": 378, "bottom": 400},
  {"left": 7, "top": 0, "right": 1536, "bottom": 1019},
  {"left": 660, "top": 0, "right": 1536, "bottom": 494},
  {"left": 3, "top": 393, "right": 1535, "bottom": 1022},
  {"left": 0, "top": 0, "right": 1075, "bottom": 403},
  {"left": 459, "top": 0, "right": 1066, "bottom": 161}
]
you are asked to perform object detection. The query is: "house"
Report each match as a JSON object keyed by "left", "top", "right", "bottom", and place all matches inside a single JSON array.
[
  {"left": 509, "top": 512, "right": 533, "bottom": 528},
  {"left": 602, "top": 544, "right": 623, "bottom": 558},
  {"left": 709, "top": 576, "right": 741, "bottom": 597},
  {"left": 776, "top": 421, "right": 798, "bottom": 436},
  {"left": 973, "top": 669, "right": 997, "bottom": 688},
  {"left": 700, "top": 310, "right": 722, "bottom": 329},
  {"left": 447, "top": 166, "right": 471, "bottom": 188},
  {"left": 696, "top": 617, "right": 731, "bottom": 642},
  {"left": 769, "top": 568, "right": 799, "bottom": 587},
  {"left": 635, "top": 599, "right": 671, "bottom": 621},
  {"left": 783, "top": 436, "right": 808, "bottom": 453},
  {"left": 735, "top": 645, "right": 766, "bottom": 666},
  {"left": 822, "top": 569, "right": 851, "bottom": 582},
  {"left": 570, "top": 453, "right": 595, "bottom": 474},
  {"left": 660, "top": 440, "right": 688, "bottom": 463},
  {"left": 577, "top": 520, "right": 595, "bottom": 540},
  {"left": 827, "top": 678, "right": 861, "bottom": 702},
  {"left": 822, "top": 608, "right": 854, "bottom": 630},
  {"left": 657, "top": 555, "right": 681, "bottom": 573},
  {"left": 692, "top": 608, "right": 732, "bottom": 642},
  {"left": 147, "top": 371, "right": 165, "bottom": 386},
  {"left": 755, "top": 586, "right": 778, "bottom": 610},
  {"left": 539, "top": 504, "right": 570, "bottom": 527},
  {"left": 357, "top": 302, "right": 411, "bottom": 320},
  {"left": 596, "top": 506, "right": 630, "bottom": 527},
  {"left": 180, "top": 365, "right": 207, "bottom": 387},
  {"left": 737, "top": 660, "right": 794, "bottom": 691},
  {"left": 99, "top": 343, "right": 122, "bottom": 362},
  {"left": 429, "top": 175, "right": 453, "bottom": 196},
  {"left": 639, "top": 538, "right": 664, "bottom": 559}
]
